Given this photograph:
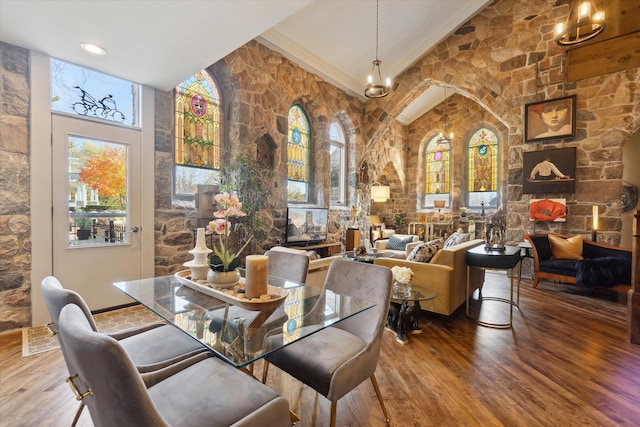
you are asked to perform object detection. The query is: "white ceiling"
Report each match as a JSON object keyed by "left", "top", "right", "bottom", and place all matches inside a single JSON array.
[{"left": 0, "top": 0, "right": 490, "bottom": 124}]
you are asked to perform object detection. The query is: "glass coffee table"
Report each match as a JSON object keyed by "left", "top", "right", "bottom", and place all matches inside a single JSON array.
[{"left": 385, "top": 286, "right": 437, "bottom": 344}]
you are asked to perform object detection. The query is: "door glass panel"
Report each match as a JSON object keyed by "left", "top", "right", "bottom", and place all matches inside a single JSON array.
[
  {"left": 68, "top": 135, "right": 129, "bottom": 247},
  {"left": 51, "top": 58, "right": 140, "bottom": 127}
]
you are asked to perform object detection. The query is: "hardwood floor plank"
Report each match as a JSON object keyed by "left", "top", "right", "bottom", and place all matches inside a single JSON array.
[{"left": 2, "top": 273, "right": 640, "bottom": 426}]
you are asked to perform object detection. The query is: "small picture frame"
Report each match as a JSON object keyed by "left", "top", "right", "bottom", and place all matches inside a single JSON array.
[
  {"left": 523, "top": 147, "right": 576, "bottom": 195},
  {"left": 524, "top": 95, "right": 576, "bottom": 142}
]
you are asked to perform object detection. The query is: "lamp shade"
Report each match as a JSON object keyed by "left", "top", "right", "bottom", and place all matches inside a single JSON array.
[{"left": 371, "top": 184, "right": 390, "bottom": 203}]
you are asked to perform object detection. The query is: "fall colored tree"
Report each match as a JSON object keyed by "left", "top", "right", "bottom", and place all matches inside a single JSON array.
[{"left": 78, "top": 145, "right": 126, "bottom": 207}]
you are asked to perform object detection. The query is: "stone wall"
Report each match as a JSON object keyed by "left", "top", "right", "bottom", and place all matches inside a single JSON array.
[
  {"left": 361, "top": 0, "right": 640, "bottom": 246},
  {"left": 152, "top": 40, "right": 366, "bottom": 275},
  {"left": 0, "top": 42, "right": 31, "bottom": 330}
]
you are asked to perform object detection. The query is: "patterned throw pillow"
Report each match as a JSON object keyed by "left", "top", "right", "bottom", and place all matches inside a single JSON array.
[
  {"left": 407, "top": 238, "right": 444, "bottom": 263},
  {"left": 443, "top": 231, "right": 471, "bottom": 248},
  {"left": 387, "top": 235, "right": 415, "bottom": 250}
]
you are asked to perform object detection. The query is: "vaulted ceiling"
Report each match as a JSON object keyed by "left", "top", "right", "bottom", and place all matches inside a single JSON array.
[{"left": 0, "top": 0, "right": 490, "bottom": 122}]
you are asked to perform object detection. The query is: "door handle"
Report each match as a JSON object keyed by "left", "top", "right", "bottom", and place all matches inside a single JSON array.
[{"left": 129, "top": 226, "right": 140, "bottom": 233}]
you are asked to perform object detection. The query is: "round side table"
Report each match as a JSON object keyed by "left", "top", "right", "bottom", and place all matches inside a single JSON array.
[{"left": 386, "top": 286, "right": 436, "bottom": 344}]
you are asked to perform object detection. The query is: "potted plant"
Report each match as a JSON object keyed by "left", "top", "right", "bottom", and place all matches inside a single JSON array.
[{"left": 75, "top": 217, "right": 92, "bottom": 240}]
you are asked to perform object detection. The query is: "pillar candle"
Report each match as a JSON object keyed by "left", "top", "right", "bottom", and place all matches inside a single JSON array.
[
  {"left": 592, "top": 205, "right": 599, "bottom": 230},
  {"left": 245, "top": 255, "right": 268, "bottom": 299}
]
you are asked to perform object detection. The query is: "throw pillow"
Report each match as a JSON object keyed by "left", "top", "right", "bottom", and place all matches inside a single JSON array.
[
  {"left": 387, "top": 234, "right": 415, "bottom": 250},
  {"left": 549, "top": 235, "right": 583, "bottom": 260},
  {"left": 444, "top": 231, "right": 471, "bottom": 248},
  {"left": 407, "top": 238, "right": 444, "bottom": 263}
]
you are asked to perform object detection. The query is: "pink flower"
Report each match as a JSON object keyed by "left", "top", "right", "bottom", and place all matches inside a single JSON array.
[{"left": 206, "top": 192, "right": 252, "bottom": 271}]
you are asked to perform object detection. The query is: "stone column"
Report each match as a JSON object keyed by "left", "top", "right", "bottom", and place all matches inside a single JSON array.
[{"left": 629, "top": 210, "right": 640, "bottom": 344}]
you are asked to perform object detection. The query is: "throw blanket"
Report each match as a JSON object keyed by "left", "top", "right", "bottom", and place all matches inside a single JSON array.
[{"left": 576, "top": 257, "right": 632, "bottom": 288}]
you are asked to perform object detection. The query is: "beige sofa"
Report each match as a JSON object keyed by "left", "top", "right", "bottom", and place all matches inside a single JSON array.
[
  {"left": 374, "top": 239, "right": 485, "bottom": 316},
  {"left": 268, "top": 246, "right": 341, "bottom": 287},
  {"left": 374, "top": 234, "right": 420, "bottom": 259}
]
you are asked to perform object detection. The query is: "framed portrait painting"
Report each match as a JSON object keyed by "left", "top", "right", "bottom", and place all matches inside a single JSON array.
[
  {"left": 524, "top": 95, "right": 576, "bottom": 142},
  {"left": 523, "top": 147, "right": 576, "bottom": 194}
]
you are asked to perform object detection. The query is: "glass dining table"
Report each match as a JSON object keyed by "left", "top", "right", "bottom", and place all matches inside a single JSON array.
[{"left": 113, "top": 270, "right": 375, "bottom": 368}]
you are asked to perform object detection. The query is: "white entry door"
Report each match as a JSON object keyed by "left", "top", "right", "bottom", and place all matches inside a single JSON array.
[{"left": 52, "top": 114, "right": 142, "bottom": 310}]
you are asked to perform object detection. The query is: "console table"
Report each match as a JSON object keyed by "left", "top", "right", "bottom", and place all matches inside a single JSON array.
[
  {"left": 289, "top": 242, "right": 341, "bottom": 258},
  {"left": 465, "top": 245, "right": 522, "bottom": 329}
]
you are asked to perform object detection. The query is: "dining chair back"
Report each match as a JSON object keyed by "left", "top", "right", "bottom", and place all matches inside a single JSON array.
[
  {"left": 57, "top": 303, "right": 291, "bottom": 427},
  {"left": 265, "top": 248, "right": 310, "bottom": 283},
  {"left": 262, "top": 259, "right": 393, "bottom": 426}
]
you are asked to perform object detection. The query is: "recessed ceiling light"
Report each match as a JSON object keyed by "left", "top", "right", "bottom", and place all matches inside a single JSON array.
[{"left": 80, "top": 43, "right": 106, "bottom": 56}]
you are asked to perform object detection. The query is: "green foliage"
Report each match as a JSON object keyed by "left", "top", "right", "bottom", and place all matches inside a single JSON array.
[
  {"left": 220, "top": 154, "right": 273, "bottom": 244},
  {"left": 75, "top": 217, "right": 92, "bottom": 230}
]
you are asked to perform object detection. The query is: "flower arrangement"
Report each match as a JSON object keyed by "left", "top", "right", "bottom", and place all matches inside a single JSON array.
[
  {"left": 391, "top": 266, "right": 414, "bottom": 285},
  {"left": 207, "top": 192, "right": 253, "bottom": 272}
]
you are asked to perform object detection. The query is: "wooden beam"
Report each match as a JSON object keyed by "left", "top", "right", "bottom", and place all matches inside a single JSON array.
[{"left": 567, "top": 32, "right": 640, "bottom": 81}]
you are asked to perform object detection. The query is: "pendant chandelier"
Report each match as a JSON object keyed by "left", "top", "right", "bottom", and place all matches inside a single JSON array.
[
  {"left": 437, "top": 88, "right": 454, "bottom": 145},
  {"left": 555, "top": 0, "right": 605, "bottom": 46},
  {"left": 364, "top": 0, "right": 391, "bottom": 99}
]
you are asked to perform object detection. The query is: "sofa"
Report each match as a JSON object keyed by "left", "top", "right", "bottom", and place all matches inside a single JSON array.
[
  {"left": 374, "top": 239, "right": 485, "bottom": 316},
  {"left": 374, "top": 234, "right": 421, "bottom": 259},
  {"left": 525, "top": 233, "right": 632, "bottom": 292}
]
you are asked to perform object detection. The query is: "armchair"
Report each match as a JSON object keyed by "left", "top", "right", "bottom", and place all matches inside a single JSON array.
[{"left": 370, "top": 215, "right": 395, "bottom": 242}]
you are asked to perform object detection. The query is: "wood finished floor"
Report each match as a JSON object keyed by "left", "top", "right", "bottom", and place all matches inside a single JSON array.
[{"left": 2, "top": 272, "right": 640, "bottom": 427}]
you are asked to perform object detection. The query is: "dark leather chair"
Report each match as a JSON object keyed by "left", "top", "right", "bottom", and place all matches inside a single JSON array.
[
  {"left": 262, "top": 259, "right": 393, "bottom": 426},
  {"left": 57, "top": 303, "right": 291, "bottom": 427}
]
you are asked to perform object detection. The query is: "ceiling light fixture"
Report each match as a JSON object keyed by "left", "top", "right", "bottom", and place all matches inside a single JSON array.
[
  {"left": 437, "top": 87, "right": 454, "bottom": 145},
  {"left": 80, "top": 42, "right": 106, "bottom": 56},
  {"left": 371, "top": 182, "right": 390, "bottom": 203},
  {"left": 555, "top": 1, "right": 605, "bottom": 46},
  {"left": 364, "top": 0, "right": 391, "bottom": 99}
]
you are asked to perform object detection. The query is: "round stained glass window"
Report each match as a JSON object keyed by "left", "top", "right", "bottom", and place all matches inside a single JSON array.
[
  {"left": 191, "top": 94, "right": 207, "bottom": 117},
  {"left": 478, "top": 144, "right": 488, "bottom": 156},
  {"left": 434, "top": 150, "right": 443, "bottom": 161},
  {"left": 292, "top": 128, "right": 301, "bottom": 144}
]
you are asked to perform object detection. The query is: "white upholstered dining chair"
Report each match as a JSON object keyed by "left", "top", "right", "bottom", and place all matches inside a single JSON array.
[{"left": 261, "top": 258, "right": 393, "bottom": 426}]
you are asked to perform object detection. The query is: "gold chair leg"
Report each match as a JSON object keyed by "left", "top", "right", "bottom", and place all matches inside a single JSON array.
[
  {"left": 71, "top": 402, "right": 85, "bottom": 427},
  {"left": 330, "top": 401, "right": 337, "bottom": 427},
  {"left": 261, "top": 360, "right": 269, "bottom": 384},
  {"left": 370, "top": 374, "right": 391, "bottom": 424}
]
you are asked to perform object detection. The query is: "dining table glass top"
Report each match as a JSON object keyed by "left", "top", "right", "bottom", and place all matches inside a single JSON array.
[{"left": 113, "top": 271, "right": 375, "bottom": 368}]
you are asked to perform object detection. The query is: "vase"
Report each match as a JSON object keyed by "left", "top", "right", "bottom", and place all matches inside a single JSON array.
[
  {"left": 393, "top": 281, "right": 412, "bottom": 299},
  {"left": 184, "top": 228, "right": 213, "bottom": 280},
  {"left": 207, "top": 269, "right": 240, "bottom": 288}
]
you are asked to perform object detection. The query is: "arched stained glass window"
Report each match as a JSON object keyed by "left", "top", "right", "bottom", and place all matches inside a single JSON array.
[
  {"left": 468, "top": 128, "right": 499, "bottom": 207},
  {"left": 424, "top": 136, "right": 451, "bottom": 207},
  {"left": 287, "top": 105, "right": 311, "bottom": 202},
  {"left": 174, "top": 70, "right": 221, "bottom": 195}
]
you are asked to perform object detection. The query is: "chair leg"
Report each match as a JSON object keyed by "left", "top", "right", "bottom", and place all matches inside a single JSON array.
[
  {"left": 370, "top": 374, "right": 390, "bottom": 425},
  {"left": 532, "top": 274, "right": 540, "bottom": 288},
  {"left": 261, "top": 360, "right": 269, "bottom": 384},
  {"left": 71, "top": 402, "right": 85, "bottom": 427},
  {"left": 330, "top": 401, "right": 337, "bottom": 427}
]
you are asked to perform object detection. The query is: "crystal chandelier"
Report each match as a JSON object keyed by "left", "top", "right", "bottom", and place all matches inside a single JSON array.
[
  {"left": 437, "top": 88, "right": 454, "bottom": 144},
  {"left": 364, "top": 0, "right": 391, "bottom": 99},
  {"left": 555, "top": 1, "right": 605, "bottom": 46}
]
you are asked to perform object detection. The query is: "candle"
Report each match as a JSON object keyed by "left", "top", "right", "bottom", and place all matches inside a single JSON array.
[
  {"left": 592, "top": 205, "right": 599, "bottom": 230},
  {"left": 245, "top": 255, "right": 268, "bottom": 299}
]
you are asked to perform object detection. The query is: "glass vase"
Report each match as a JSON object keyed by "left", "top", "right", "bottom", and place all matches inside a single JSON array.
[{"left": 393, "top": 281, "right": 412, "bottom": 299}]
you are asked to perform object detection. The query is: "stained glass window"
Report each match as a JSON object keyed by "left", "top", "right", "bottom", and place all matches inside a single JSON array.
[
  {"left": 330, "top": 120, "right": 346, "bottom": 204},
  {"left": 175, "top": 70, "right": 222, "bottom": 195},
  {"left": 424, "top": 135, "right": 451, "bottom": 207},
  {"left": 468, "top": 128, "right": 499, "bottom": 207},
  {"left": 287, "top": 105, "right": 311, "bottom": 202}
]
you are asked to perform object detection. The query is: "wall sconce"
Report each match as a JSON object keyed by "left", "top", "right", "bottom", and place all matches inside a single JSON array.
[
  {"left": 592, "top": 204, "right": 599, "bottom": 241},
  {"left": 371, "top": 182, "right": 390, "bottom": 203},
  {"left": 434, "top": 200, "right": 446, "bottom": 212}
]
